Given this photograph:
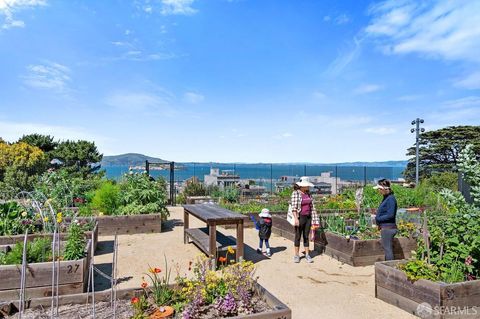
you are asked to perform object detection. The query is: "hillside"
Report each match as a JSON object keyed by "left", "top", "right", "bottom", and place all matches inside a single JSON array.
[{"left": 102, "top": 153, "right": 169, "bottom": 166}]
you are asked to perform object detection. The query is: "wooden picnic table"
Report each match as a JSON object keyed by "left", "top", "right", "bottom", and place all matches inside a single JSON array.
[{"left": 183, "top": 204, "right": 247, "bottom": 262}]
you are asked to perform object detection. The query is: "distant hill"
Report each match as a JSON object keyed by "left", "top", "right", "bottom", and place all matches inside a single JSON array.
[{"left": 102, "top": 153, "right": 169, "bottom": 166}]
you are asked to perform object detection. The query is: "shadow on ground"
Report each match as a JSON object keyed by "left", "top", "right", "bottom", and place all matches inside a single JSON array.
[
  {"left": 93, "top": 262, "right": 133, "bottom": 291},
  {"left": 162, "top": 219, "right": 184, "bottom": 232}
]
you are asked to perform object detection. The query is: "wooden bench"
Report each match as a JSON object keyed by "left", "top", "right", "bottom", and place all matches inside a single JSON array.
[
  {"left": 183, "top": 204, "right": 247, "bottom": 262},
  {"left": 184, "top": 228, "right": 237, "bottom": 255}
]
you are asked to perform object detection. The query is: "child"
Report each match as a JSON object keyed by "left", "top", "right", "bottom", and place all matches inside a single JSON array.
[{"left": 256, "top": 208, "right": 273, "bottom": 257}]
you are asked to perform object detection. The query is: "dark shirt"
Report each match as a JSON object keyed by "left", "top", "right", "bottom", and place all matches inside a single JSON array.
[
  {"left": 375, "top": 194, "right": 397, "bottom": 227},
  {"left": 258, "top": 217, "right": 272, "bottom": 240}
]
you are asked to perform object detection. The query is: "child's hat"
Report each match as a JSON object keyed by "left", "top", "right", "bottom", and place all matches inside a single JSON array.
[{"left": 259, "top": 208, "right": 271, "bottom": 218}]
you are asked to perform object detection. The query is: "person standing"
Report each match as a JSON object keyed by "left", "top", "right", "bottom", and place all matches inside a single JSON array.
[
  {"left": 291, "top": 177, "right": 319, "bottom": 263},
  {"left": 256, "top": 208, "right": 273, "bottom": 257},
  {"left": 374, "top": 179, "right": 398, "bottom": 261}
]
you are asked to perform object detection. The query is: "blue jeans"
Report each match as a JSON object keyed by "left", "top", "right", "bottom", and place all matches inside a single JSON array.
[{"left": 259, "top": 238, "right": 270, "bottom": 249}]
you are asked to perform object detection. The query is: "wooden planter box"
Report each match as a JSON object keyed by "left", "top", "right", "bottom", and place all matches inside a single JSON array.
[
  {"left": 4, "top": 282, "right": 292, "bottom": 318},
  {"left": 76, "top": 214, "right": 163, "bottom": 236},
  {"left": 0, "top": 223, "right": 99, "bottom": 251},
  {"left": 0, "top": 240, "right": 92, "bottom": 301},
  {"left": 271, "top": 214, "right": 417, "bottom": 266},
  {"left": 375, "top": 261, "right": 480, "bottom": 318}
]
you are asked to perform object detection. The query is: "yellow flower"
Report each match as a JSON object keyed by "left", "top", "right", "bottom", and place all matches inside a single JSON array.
[
  {"left": 56, "top": 216, "right": 63, "bottom": 224},
  {"left": 99, "top": 212, "right": 104, "bottom": 216},
  {"left": 227, "top": 246, "right": 235, "bottom": 255},
  {"left": 21, "top": 211, "right": 28, "bottom": 218},
  {"left": 57, "top": 212, "right": 62, "bottom": 218},
  {"left": 43, "top": 216, "right": 49, "bottom": 222}
]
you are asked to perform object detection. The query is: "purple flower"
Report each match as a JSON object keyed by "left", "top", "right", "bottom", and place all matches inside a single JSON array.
[{"left": 215, "top": 293, "right": 237, "bottom": 316}]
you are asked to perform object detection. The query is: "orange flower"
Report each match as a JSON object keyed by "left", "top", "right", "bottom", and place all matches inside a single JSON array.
[
  {"left": 141, "top": 282, "right": 148, "bottom": 289},
  {"left": 149, "top": 267, "right": 161, "bottom": 273},
  {"left": 218, "top": 257, "right": 227, "bottom": 263},
  {"left": 131, "top": 297, "right": 139, "bottom": 304}
]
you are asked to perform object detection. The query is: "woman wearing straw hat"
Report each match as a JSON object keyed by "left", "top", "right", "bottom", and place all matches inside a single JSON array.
[
  {"left": 291, "top": 177, "right": 320, "bottom": 263},
  {"left": 373, "top": 179, "right": 398, "bottom": 261}
]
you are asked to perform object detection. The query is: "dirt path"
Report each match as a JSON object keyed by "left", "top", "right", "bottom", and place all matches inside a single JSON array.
[{"left": 94, "top": 207, "right": 415, "bottom": 319}]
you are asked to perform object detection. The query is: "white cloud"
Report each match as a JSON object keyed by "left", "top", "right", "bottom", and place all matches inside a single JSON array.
[
  {"left": 454, "top": 71, "right": 480, "bottom": 90},
  {"left": 353, "top": 84, "right": 382, "bottom": 94},
  {"left": 365, "top": 1, "right": 480, "bottom": 63},
  {"left": 324, "top": 37, "right": 362, "bottom": 76},
  {"left": 365, "top": 127, "right": 396, "bottom": 135},
  {"left": 0, "top": 120, "right": 113, "bottom": 153},
  {"left": 312, "top": 91, "right": 326, "bottom": 99},
  {"left": 442, "top": 96, "right": 480, "bottom": 109},
  {"left": 282, "top": 132, "right": 292, "bottom": 138},
  {"left": 22, "top": 62, "right": 71, "bottom": 91},
  {"left": 397, "top": 94, "right": 423, "bottom": 102},
  {"left": 323, "top": 15, "right": 331, "bottom": 22},
  {"left": 161, "top": 0, "right": 197, "bottom": 15},
  {"left": 135, "top": 0, "right": 197, "bottom": 16},
  {"left": 0, "top": 0, "right": 46, "bottom": 29},
  {"left": 335, "top": 14, "right": 350, "bottom": 25},
  {"left": 104, "top": 91, "right": 172, "bottom": 113},
  {"left": 183, "top": 92, "right": 204, "bottom": 104}
]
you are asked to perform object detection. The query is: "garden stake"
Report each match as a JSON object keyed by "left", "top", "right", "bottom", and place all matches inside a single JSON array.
[
  {"left": 112, "top": 233, "right": 119, "bottom": 318},
  {"left": 50, "top": 226, "right": 57, "bottom": 319},
  {"left": 90, "top": 234, "right": 96, "bottom": 319},
  {"left": 19, "top": 231, "right": 28, "bottom": 318}
]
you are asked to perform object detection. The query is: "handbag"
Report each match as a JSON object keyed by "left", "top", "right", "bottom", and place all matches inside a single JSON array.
[{"left": 286, "top": 203, "right": 296, "bottom": 226}]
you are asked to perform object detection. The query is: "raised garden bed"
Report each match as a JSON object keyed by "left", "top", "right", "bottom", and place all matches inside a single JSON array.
[
  {"left": 72, "top": 214, "right": 163, "bottom": 236},
  {"left": 270, "top": 214, "right": 417, "bottom": 266},
  {"left": 0, "top": 222, "right": 99, "bottom": 251},
  {"left": 0, "top": 240, "right": 92, "bottom": 301},
  {"left": 2, "top": 282, "right": 292, "bottom": 318},
  {"left": 375, "top": 261, "right": 480, "bottom": 318}
]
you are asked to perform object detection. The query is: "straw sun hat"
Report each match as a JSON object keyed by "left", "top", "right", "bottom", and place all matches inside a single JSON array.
[{"left": 296, "top": 176, "right": 314, "bottom": 188}]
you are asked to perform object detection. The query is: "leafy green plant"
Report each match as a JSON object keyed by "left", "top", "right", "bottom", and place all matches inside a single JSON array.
[
  {"left": 145, "top": 256, "right": 174, "bottom": 306},
  {"left": 91, "top": 180, "right": 121, "bottom": 215},
  {"left": 118, "top": 173, "right": 169, "bottom": 218},
  {"left": 0, "top": 237, "right": 52, "bottom": 265},
  {"left": 63, "top": 221, "right": 86, "bottom": 261},
  {"left": 220, "top": 187, "right": 240, "bottom": 204},
  {"left": 398, "top": 259, "right": 439, "bottom": 282},
  {"left": 0, "top": 201, "right": 36, "bottom": 236}
]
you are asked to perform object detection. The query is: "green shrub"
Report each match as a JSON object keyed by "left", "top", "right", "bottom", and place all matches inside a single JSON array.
[
  {"left": 91, "top": 180, "right": 121, "bottom": 215},
  {"left": 0, "top": 237, "right": 52, "bottom": 265},
  {"left": 423, "top": 172, "right": 458, "bottom": 192},
  {"left": 118, "top": 173, "right": 169, "bottom": 218},
  {"left": 63, "top": 222, "right": 86, "bottom": 261}
]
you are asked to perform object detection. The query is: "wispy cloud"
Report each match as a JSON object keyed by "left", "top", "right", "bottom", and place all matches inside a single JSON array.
[
  {"left": 454, "top": 71, "right": 480, "bottom": 90},
  {"left": 353, "top": 84, "right": 382, "bottom": 94},
  {"left": 442, "top": 96, "right": 480, "bottom": 109},
  {"left": 325, "top": 37, "right": 362, "bottom": 76},
  {"left": 0, "top": 0, "right": 46, "bottom": 29},
  {"left": 312, "top": 91, "right": 326, "bottom": 100},
  {"left": 183, "top": 92, "right": 204, "bottom": 104},
  {"left": 109, "top": 40, "right": 178, "bottom": 62},
  {"left": 135, "top": 0, "right": 197, "bottom": 16},
  {"left": 397, "top": 94, "right": 423, "bottom": 102},
  {"left": 0, "top": 120, "right": 113, "bottom": 152},
  {"left": 365, "top": 1, "right": 480, "bottom": 63},
  {"left": 365, "top": 127, "right": 396, "bottom": 135},
  {"left": 335, "top": 14, "right": 350, "bottom": 25},
  {"left": 104, "top": 90, "right": 177, "bottom": 117},
  {"left": 22, "top": 62, "right": 71, "bottom": 92}
]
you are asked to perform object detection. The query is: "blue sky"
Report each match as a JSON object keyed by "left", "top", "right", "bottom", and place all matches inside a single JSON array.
[{"left": 0, "top": 0, "right": 479, "bottom": 163}]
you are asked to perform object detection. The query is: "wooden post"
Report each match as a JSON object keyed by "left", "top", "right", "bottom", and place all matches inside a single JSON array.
[
  {"left": 184, "top": 209, "right": 189, "bottom": 244},
  {"left": 209, "top": 223, "right": 217, "bottom": 269},
  {"left": 237, "top": 220, "right": 244, "bottom": 261}
]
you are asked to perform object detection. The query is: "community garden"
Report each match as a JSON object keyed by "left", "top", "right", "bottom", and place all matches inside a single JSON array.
[{"left": 0, "top": 129, "right": 479, "bottom": 318}]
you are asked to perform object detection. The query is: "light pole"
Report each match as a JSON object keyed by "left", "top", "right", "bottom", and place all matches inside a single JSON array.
[{"left": 410, "top": 118, "right": 425, "bottom": 186}]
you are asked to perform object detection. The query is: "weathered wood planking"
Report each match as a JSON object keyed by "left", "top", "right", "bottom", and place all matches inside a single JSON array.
[
  {"left": 183, "top": 204, "right": 248, "bottom": 223},
  {"left": 0, "top": 223, "right": 99, "bottom": 250},
  {"left": 271, "top": 214, "right": 416, "bottom": 266},
  {"left": 77, "top": 214, "right": 163, "bottom": 236},
  {"left": 375, "top": 261, "right": 480, "bottom": 319},
  {"left": 0, "top": 283, "right": 84, "bottom": 300},
  {"left": 0, "top": 240, "right": 91, "bottom": 301},
  {"left": 185, "top": 228, "right": 237, "bottom": 255},
  {"left": 6, "top": 282, "right": 292, "bottom": 319}
]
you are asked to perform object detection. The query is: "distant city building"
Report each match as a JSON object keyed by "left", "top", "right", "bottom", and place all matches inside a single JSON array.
[
  {"left": 275, "top": 172, "right": 358, "bottom": 194},
  {"left": 204, "top": 168, "right": 240, "bottom": 189}
]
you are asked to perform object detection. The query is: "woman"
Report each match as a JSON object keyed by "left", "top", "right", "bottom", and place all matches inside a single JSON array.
[
  {"left": 291, "top": 177, "right": 319, "bottom": 263},
  {"left": 374, "top": 179, "right": 398, "bottom": 261}
]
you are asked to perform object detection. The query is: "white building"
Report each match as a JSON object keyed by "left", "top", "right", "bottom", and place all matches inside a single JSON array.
[{"left": 204, "top": 168, "right": 240, "bottom": 189}]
